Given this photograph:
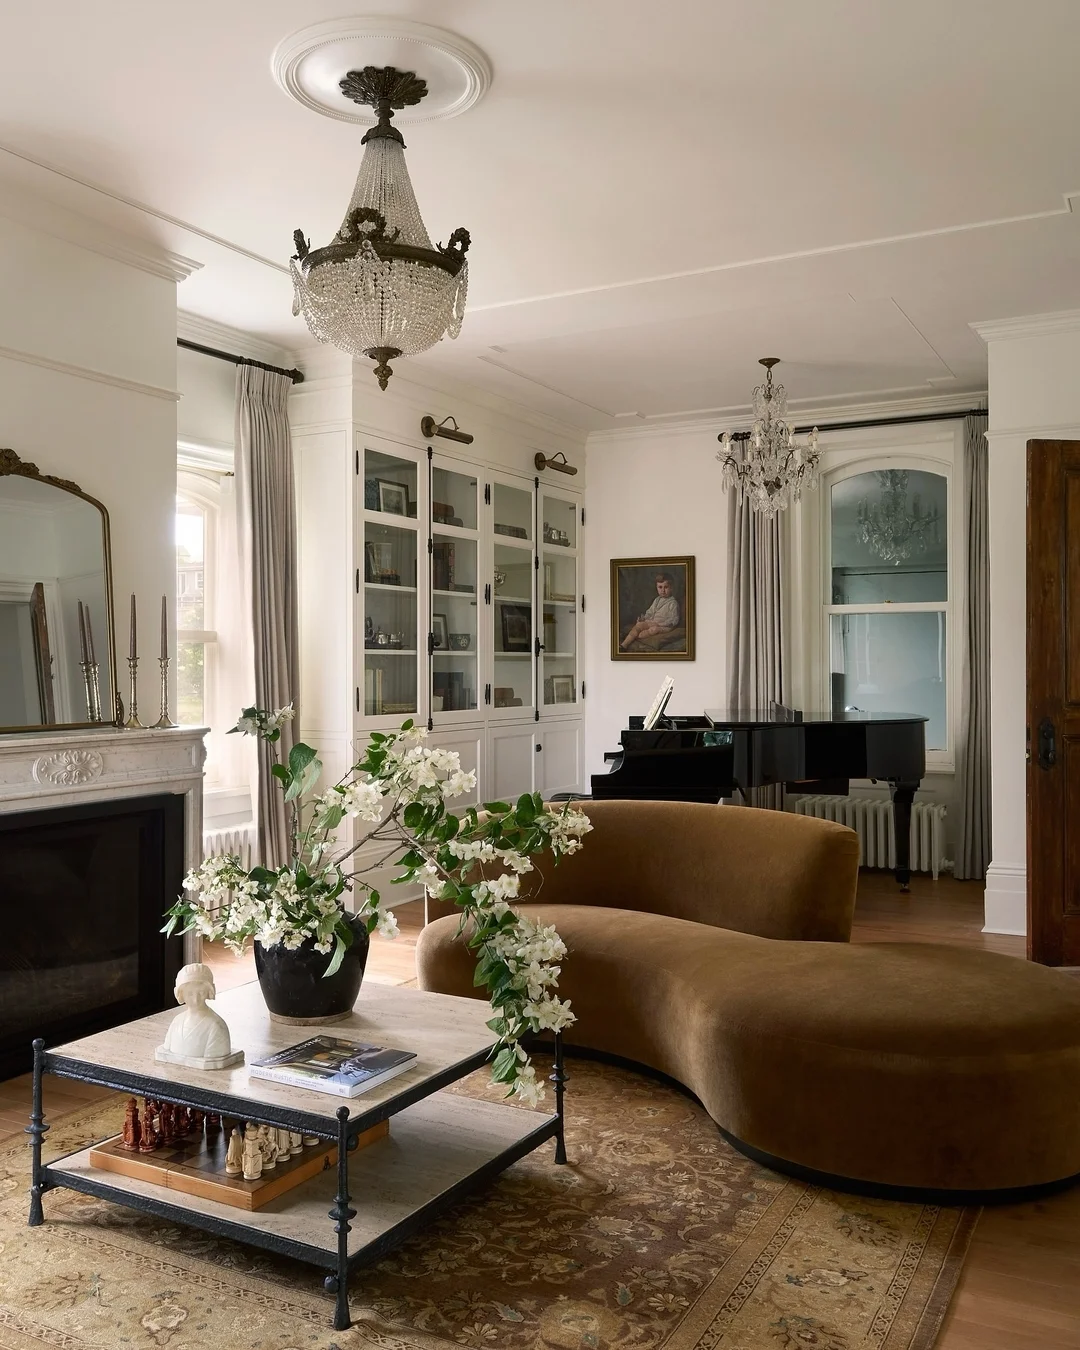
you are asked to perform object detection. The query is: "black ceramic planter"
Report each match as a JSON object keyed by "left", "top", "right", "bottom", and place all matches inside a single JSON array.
[{"left": 254, "top": 914, "right": 370, "bottom": 1024}]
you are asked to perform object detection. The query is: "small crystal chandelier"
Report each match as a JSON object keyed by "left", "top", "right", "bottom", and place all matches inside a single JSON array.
[
  {"left": 857, "top": 469, "right": 940, "bottom": 565},
  {"left": 717, "top": 358, "right": 820, "bottom": 517},
  {"left": 290, "top": 66, "right": 470, "bottom": 390}
]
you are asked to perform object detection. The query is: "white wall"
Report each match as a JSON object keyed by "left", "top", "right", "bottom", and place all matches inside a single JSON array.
[
  {"left": 974, "top": 312, "right": 1080, "bottom": 936},
  {"left": 0, "top": 203, "right": 185, "bottom": 723},
  {"left": 582, "top": 428, "right": 729, "bottom": 779},
  {"left": 177, "top": 346, "right": 236, "bottom": 453}
]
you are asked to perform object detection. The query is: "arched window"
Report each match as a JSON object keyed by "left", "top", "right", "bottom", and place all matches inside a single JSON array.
[{"left": 827, "top": 465, "right": 950, "bottom": 751}]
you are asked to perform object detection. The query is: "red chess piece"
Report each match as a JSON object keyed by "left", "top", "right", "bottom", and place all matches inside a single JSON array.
[
  {"left": 174, "top": 1105, "right": 190, "bottom": 1136},
  {"left": 158, "top": 1101, "right": 175, "bottom": 1144},
  {"left": 119, "top": 1097, "right": 142, "bottom": 1151},
  {"left": 139, "top": 1100, "right": 161, "bottom": 1152},
  {"left": 204, "top": 1112, "right": 221, "bottom": 1135},
  {"left": 190, "top": 1109, "right": 205, "bottom": 1134}
]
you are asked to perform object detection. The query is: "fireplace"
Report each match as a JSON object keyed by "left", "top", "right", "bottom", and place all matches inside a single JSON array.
[{"left": 0, "top": 793, "right": 185, "bottom": 1079}]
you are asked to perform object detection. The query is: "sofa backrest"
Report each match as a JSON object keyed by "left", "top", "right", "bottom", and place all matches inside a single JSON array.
[{"left": 516, "top": 799, "right": 860, "bottom": 942}]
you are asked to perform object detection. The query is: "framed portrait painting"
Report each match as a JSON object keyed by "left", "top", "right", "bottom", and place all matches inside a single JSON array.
[{"left": 610, "top": 556, "right": 695, "bottom": 660}]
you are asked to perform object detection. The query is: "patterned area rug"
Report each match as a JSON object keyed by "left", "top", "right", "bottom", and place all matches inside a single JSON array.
[{"left": 0, "top": 1058, "right": 977, "bottom": 1350}]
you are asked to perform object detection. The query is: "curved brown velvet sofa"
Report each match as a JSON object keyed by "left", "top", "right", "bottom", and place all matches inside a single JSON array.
[{"left": 416, "top": 799, "right": 1080, "bottom": 1197}]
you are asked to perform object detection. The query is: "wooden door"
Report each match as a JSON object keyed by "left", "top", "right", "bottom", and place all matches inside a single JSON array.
[{"left": 1027, "top": 440, "right": 1080, "bottom": 963}]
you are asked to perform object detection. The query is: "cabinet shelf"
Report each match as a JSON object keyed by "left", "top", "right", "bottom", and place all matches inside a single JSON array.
[
  {"left": 433, "top": 650, "right": 477, "bottom": 658},
  {"left": 366, "top": 582, "right": 418, "bottom": 594},
  {"left": 542, "top": 652, "right": 576, "bottom": 659},
  {"left": 494, "top": 594, "right": 532, "bottom": 605},
  {"left": 542, "top": 598, "right": 577, "bottom": 607},
  {"left": 364, "top": 649, "right": 418, "bottom": 657},
  {"left": 433, "top": 589, "right": 477, "bottom": 600},
  {"left": 494, "top": 652, "right": 532, "bottom": 660}
]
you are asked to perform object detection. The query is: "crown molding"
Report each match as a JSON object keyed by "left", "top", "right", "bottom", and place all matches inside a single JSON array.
[
  {"left": 586, "top": 390, "right": 986, "bottom": 446},
  {"left": 0, "top": 341, "right": 179, "bottom": 401},
  {"left": 984, "top": 420, "right": 1080, "bottom": 442},
  {"left": 177, "top": 311, "right": 291, "bottom": 368},
  {"left": 177, "top": 436, "right": 233, "bottom": 472},
  {"left": 0, "top": 185, "right": 200, "bottom": 283},
  {"left": 970, "top": 310, "right": 1080, "bottom": 343}
]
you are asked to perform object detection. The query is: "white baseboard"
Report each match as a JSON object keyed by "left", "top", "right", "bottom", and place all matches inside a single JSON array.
[{"left": 983, "top": 862, "right": 1027, "bottom": 936}]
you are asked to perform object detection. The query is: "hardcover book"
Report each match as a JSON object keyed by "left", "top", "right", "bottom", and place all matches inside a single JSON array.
[{"left": 249, "top": 1037, "right": 417, "bottom": 1098}]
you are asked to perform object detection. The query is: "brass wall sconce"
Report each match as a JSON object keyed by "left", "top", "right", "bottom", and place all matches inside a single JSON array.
[
  {"left": 421, "top": 414, "right": 474, "bottom": 445},
  {"left": 534, "top": 452, "right": 578, "bottom": 476}
]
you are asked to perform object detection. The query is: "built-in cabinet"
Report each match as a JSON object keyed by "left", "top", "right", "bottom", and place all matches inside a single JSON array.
[{"left": 357, "top": 435, "right": 583, "bottom": 801}]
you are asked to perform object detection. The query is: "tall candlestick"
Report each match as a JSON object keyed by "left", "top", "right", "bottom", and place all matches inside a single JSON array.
[
  {"left": 85, "top": 606, "right": 96, "bottom": 665},
  {"left": 160, "top": 594, "right": 168, "bottom": 661},
  {"left": 129, "top": 593, "right": 137, "bottom": 661},
  {"left": 77, "top": 601, "right": 88, "bottom": 664}
]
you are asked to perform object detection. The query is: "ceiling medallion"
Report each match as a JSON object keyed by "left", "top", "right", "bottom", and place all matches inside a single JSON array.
[
  {"left": 716, "top": 359, "right": 821, "bottom": 518},
  {"left": 290, "top": 63, "right": 472, "bottom": 389}
]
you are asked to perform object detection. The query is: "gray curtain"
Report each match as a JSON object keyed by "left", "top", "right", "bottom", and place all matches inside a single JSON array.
[
  {"left": 726, "top": 490, "right": 787, "bottom": 807},
  {"left": 954, "top": 412, "right": 991, "bottom": 879},
  {"left": 235, "top": 365, "right": 299, "bottom": 869}
]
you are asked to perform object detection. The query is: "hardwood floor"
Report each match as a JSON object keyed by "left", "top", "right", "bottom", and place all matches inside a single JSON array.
[{"left": 2, "top": 879, "right": 1077, "bottom": 1345}]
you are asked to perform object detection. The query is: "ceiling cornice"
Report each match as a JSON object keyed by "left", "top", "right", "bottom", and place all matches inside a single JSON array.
[
  {"left": 587, "top": 390, "right": 986, "bottom": 446},
  {"left": 177, "top": 311, "right": 291, "bottom": 368},
  {"left": 0, "top": 183, "right": 200, "bottom": 283},
  {"left": 970, "top": 309, "right": 1080, "bottom": 343},
  {"left": 178, "top": 436, "right": 233, "bottom": 473}
]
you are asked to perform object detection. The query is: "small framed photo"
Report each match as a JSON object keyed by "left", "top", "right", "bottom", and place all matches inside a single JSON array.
[
  {"left": 377, "top": 479, "right": 408, "bottom": 516},
  {"left": 500, "top": 603, "right": 532, "bottom": 653},
  {"left": 551, "top": 674, "right": 576, "bottom": 704},
  {"left": 611, "top": 556, "right": 695, "bottom": 660},
  {"left": 365, "top": 540, "right": 395, "bottom": 581},
  {"left": 432, "top": 614, "right": 449, "bottom": 650}
]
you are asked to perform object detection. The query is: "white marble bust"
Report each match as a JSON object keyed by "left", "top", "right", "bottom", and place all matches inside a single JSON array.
[{"left": 154, "top": 963, "right": 244, "bottom": 1070}]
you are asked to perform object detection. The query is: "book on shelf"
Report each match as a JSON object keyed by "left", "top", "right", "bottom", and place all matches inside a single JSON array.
[{"left": 249, "top": 1036, "right": 417, "bottom": 1098}]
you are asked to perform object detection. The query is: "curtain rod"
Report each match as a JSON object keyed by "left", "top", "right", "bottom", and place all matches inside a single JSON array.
[
  {"left": 725, "top": 406, "right": 986, "bottom": 441},
  {"left": 177, "top": 337, "right": 304, "bottom": 384}
]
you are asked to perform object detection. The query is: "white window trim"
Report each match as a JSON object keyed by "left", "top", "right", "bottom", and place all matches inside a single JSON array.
[{"left": 789, "top": 422, "right": 964, "bottom": 776}]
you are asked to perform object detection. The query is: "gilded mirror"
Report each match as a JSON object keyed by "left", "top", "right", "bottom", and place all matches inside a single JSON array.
[{"left": 0, "top": 449, "right": 118, "bottom": 731}]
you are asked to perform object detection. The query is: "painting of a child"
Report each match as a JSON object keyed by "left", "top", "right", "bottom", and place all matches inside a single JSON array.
[{"left": 611, "top": 557, "right": 695, "bottom": 660}]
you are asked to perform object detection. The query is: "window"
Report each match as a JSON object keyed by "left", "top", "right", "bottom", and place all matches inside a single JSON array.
[
  {"left": 826, "top": 467, "right": 950, "bottom": 751},
  {"left": 175, "top": 495, "right": 215, "bottom": 727}
]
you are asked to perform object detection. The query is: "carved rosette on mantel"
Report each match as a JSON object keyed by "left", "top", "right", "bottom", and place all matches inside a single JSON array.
[{"left": 0, "top": 725, "right": 210, "bottom": 963}]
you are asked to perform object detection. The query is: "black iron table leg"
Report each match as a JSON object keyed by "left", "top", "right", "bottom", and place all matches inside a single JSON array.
[
  {"left": 550, "top": 1033, "right": 568, "bottom": 1165},
  {"left": 890, "top": 782, "right": 918, "bottom": 892},
  {"left": 324, "top": 1106, "right": 355, "bottom": 1330},
  {"left": 27, "top": 1038, "right": 48, "bottom": 1226}
]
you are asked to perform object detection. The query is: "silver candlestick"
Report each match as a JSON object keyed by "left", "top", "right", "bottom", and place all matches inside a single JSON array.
[
  {"left": 88, "top": 660, "right": 102, "bottom": 722},
  {"left": 125, "top": 656, "right": 145, "bottom": 730},
  {"left": 153, "top": 656, "right": 176, "bottom": 728},
  {"left": 79, "top": 660, "right": 95, "bottom": 723}
]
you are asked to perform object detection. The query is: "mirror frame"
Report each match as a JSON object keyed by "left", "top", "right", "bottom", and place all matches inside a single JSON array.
[{"left": 0, "top": 447, "right": 120, "bottom": 732}]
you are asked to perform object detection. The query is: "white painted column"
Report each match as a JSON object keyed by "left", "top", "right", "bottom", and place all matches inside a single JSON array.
[{"left": 972, "top": 311, "right": 1080, "bottom": 936}]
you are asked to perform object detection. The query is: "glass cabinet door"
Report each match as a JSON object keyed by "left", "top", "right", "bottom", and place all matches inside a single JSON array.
[
  {"left": 540, "top": 492, "right": 579, "bottom": 712},
  {"left": 491, "top": 480, "right": 535, "bottom": 716},
  {"left": 430, "top": 461, "right": 480, "bottom": 719},
  {"left": 360, "top": 444, "right": 421, "bottom": 720}
]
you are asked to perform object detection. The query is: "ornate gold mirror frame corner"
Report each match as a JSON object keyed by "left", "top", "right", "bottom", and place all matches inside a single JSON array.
[{"left": 0, "top": 447, "right": 121, "bottom": 733}]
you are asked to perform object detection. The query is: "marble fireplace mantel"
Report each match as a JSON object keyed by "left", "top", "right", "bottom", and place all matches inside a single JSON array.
[{"left": 0, "top": 725, "right": 208, "bottom": 961}]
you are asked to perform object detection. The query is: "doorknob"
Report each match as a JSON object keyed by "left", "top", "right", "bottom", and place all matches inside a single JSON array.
[{"left": 1037, "top": 717, "right": 1057, "bottom": 771}]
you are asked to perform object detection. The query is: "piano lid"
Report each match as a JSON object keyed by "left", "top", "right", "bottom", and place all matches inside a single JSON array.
[{"left": 704, "top": 708, "right": 929, "bottom": 727}]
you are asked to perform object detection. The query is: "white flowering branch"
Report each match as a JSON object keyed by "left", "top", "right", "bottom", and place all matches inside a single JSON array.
[{"left": 164, "top": 709, "right": 591, "bottom": 1104}]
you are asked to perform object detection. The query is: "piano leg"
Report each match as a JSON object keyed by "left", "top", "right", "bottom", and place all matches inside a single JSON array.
[{"left": 889, "top": 783, "right": 919, "bottom": 891}]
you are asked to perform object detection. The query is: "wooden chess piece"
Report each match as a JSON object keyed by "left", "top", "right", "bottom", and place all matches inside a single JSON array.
[
  {"left": 303, "top": 1134, "right": 319, "bottom": 1147},
  {"left": 119, "top": 1097, "right": 142, "bottom": 1151},
  {"left": 256, "top": 1124, "right": 278, "bottom": 1170},
  {"left": 139, "top": 1100, "right": 161, "bottom": 1152},
  {"left": 242, "top": 1128, "right": 263, "bottom": 1181},
  {"left": 189, "top": 1109, "right": 204, "bottom": 1134},
  {"left": 224, "top": 1126, "right": 243, "bottom": 1177},
  {"left": 173, "top": 1105, "right": 189, "bottom": 1135},
  {"left": 204, "top": 1112, "right": 220, "bottom": 1135},
  {"left": 289, "top": 1130, "right": 303, "bottom": 1157},
  {"left": 158, "top": 1101, "right": 175, "bottom": 1143},
  {"left": 275, "top": 1127, "right": 292, "bottom": 1159}
]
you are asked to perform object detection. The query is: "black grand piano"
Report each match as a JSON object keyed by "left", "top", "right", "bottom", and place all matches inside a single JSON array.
[{"left": 592, "top": 706, "right": 927, "bottom": 889}]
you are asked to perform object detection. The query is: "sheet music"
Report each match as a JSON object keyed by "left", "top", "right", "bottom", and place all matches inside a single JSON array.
[{"left": 643, "top": 676, "right": 675, "bottom": 730}]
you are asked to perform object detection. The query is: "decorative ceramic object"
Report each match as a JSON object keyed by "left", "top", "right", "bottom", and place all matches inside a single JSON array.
[
  {"left": 254, "top": 913, "right": 370, "bottom": 1025},
  {"left": 224, "top": 1127, "right": 243, "bottom": 1176},
  {"left": 154, "top": 964, "right": 244, "bottom": 1070},
  {"left": 242, "top": 1130, "right": 263, "bottom": 1181}
]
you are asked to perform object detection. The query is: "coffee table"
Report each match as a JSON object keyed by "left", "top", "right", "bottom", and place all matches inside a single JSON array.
[{"left": 27, "top": 982, "right": 566, "bottom": 1330}]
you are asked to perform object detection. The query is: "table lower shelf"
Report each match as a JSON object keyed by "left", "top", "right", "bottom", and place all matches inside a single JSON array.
[{"left": 45, "top": 1090, "right": 557, "bottom": 1268}]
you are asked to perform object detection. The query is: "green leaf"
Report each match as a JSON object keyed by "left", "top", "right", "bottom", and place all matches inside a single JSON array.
[
  {"left": 270, "top": 762, "right": 290, "bottom": 784},
  {"left": 319, "top": 803, "right": 344, "bottom": 832},
  {"left": 284, "top": 743, "right": 322, "bottom": 802},
  {"left": 402, "top": 801, "right": 425, "bottom": 830},
  {"left": 482, "top": 801, "right": 511, "bottom": 815},
  {"left": 322, "top": 934, "right": 347, "bottom": 978},
  {"left": 491, "top": 1047, "right": 518, "bottom": 1083},
  {"left": 515, "top": 793, "right": 536, "bottom": 824},
  {"left": 249, "top": 866, "right": 278, "bottom": 885},
  {"left": 401, "top": 718, "right": 414, "bottom": 731}
]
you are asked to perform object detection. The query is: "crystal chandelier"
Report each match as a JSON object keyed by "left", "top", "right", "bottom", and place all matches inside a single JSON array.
[
  {"left": 857, "top": 469, "right": 940, "bottom": 565},
  {"left": 716, "top": 358, "right": 821, "bottom": 517},
  {"left": 290, "top": 66, "right": 470, "bottom": 390}
]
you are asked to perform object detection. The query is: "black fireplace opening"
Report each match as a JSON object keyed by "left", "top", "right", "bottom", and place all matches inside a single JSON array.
[{"left": 0, "top": 793, "right": 185, "bottom": 1080}]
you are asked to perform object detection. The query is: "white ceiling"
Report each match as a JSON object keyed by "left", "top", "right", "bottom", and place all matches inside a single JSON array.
[{"left": 3, "top": 0, "right": 1080, "bottom": 430}]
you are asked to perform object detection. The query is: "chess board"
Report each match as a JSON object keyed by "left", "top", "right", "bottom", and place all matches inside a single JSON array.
[{"left": 89, "top": 1119, "right": 389, "bottom": 1211}]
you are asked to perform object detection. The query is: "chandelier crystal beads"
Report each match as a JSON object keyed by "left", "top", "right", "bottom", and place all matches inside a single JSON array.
[
  {"left": 290, "top": 66, "right": 470, "bottom": 390},
  {"left": 856, "top": 469, "right": 940, "bottom": 565},
  {"left": 717, "top": 358, "right": 821, "bottom": 518}
]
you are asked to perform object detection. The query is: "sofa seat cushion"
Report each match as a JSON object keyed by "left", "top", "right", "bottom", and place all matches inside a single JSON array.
[{"left": 416, "top": 907, "right": 1080, "bottom": 1193}]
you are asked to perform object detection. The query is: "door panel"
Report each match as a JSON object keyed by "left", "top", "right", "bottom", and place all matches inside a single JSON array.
[
  {"left": 1027, "top": 440, "right": 1080, "bottom": 962},
  {"left": 490, "top": 724, "right": 535, "bottom": 801},
  {"left": 537, "top": 722, "right": 582, "bottom": 798}
]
